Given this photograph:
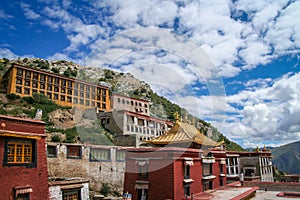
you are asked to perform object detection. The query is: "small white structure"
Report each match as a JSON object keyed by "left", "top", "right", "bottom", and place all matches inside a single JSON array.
[{"left": 48, "top": 177, "right": 89, "bottom": 200}]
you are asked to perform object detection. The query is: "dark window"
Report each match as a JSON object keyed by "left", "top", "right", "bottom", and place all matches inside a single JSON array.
[
  {"left": 47, "top": 146, "right": 57, "bottom": 158},
  {"left": 102, "top": 94, "right": 106, "bottom": 102},
  {"left": 102, "top": 103, "right": 106, "bottom": 109},
  {"left": 116, "top": 150, "right": 126, "bottom": 162},
  {"left": 40, "top": 84, "right": 45, "bottom": 89},
  {"left": 16, "top": 86, "right": 22, "bottom": 94},
  {"left": 184, "top": 165, "right": 190, "bottom": 179},
  {"left": 80, "top": 99, "right": 84, "bottom": 105},
  {"left": 67, "top": 146, "right": 82, "bottom": 159},
  {"left": 220, "top": 164, "right": 224, "bottom": 174},
  {"left": 139, "top": 164, "right": 148, "bottom": 178},
  {"left": 25, "top": 71, "right": 31, "bottom": 79},
  {"left": 48, "top": 76, "right": 53, "bottom": 83},
  {"left": 17, "top": 69, "right": 23, "bottom": 76},
  {"left": 16, "top": 192, "right": 30, "bottom": 200},
  {"left": 47, "top": 92, "right": 52, "bottom": 99},
  {"left": 32, "top": 81, "right": 38, "bottom": 88},
  {"left": 203, "top": 163, "right": 213, "bottom": 176},
  {"left": 184, "top": 185, "right": 190, "bottom": 197},
  {"left": 24, "top": 88, "right": 30, "bottom": 95},
  {"left": 54, "top": 94, "right": 59, "bottom": 100},
  {"left": 90, "top": 148, "right": 110, "bottom": 161},
  {"left": 61, "top": 95, "right": 65, "bottom": 101},
  {"left": 16, "top": 78, "right": 22, "bottom": 85},
  {"left": 67, "top": 81, "right": 72, "bottom": 87},
  {"left": 54, "top": 78, "right": 59, "bottom": 84},
  {"left": 67, "top": 96, "right": 72, "bottom": 103},
  {"left": 33, "top": 72, "right": 38, "bottom": 80},
  {"left": 40, "top": 74, "right": 45, "bottom": 81},
  {"left": 220, "top": 178, "right": 224, "bottom": 186},
  {"left": 137, "top": 189, "right": 148, "bottom": 200},
  {"left": 203, "top": 180, "right": 213, "bottom": 191},
  {"left": 4, "top": 138, "right": 36, "bottom": 167},
  {"left": 63, "top": 189, "right": 81, "bottom": 200}
]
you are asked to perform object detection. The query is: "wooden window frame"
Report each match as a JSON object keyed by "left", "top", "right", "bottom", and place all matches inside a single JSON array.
[
  {"left": 62, "top": 189, "right": 81, "bottom": 200},
  {"left": 116, "top": 149, "right": 126, "bottom": 162},
  {"left": 4, "top": 138, "right": 36, "bottom": 167},
  {"left": 90, "top": 148, "right": 111, "bottom": 162},
  {"left": 47, "top": 145, "right": 57, "bottom": 158},
  {"left": 66, "top": 145, "right": 82, "bottom": 159}
]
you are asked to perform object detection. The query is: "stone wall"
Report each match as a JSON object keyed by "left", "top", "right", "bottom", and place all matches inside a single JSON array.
[
  {"left": 49, "top": 178, "right": 89, "bottom": 200},
  {"left": 243, "top": 181, "right": 300, "bottom": 191},
  {"left": 47, "top": 142, "right": 126, "bottom": 194}
]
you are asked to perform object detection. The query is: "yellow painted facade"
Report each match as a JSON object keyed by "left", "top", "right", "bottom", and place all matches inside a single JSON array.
[{"left": 3, "top": 64, "right": 111, "bottom": 111}]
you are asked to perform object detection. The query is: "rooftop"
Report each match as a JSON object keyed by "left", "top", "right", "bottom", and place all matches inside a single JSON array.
[{"left": 146, "top": 121, "right": 218, "bottom": 146}]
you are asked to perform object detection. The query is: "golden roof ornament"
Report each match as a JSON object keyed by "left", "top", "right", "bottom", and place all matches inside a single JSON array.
[
  {"left": 174, "top": 112, "right": 179, "bottom": 123},
  {"left": 255, "top": 147, "right": 260, "bottom": 152},
  {"left": 263, "top": 145, "right": 267, "bottom": 152}
]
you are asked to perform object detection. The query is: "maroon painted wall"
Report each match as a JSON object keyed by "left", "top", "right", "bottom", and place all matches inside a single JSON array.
[{"left": 0, "top": 115, "right": 49, "bottom": 200}]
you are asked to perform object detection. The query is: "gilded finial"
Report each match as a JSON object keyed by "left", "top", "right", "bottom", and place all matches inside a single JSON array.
[
  {"left": 255, "top": 146, "right": 260, "bottom": 152},
  {"left": 191, "top": 117, "right": 195, "bottom": 125},
  {"left": 174, "top": 112, "right": 179, "bottom": 122},
  {"left": 263, "top": 145, "right": 267, "bottom": 152}
]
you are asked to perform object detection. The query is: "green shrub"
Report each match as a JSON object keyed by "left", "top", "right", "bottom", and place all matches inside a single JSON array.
[
  {"left": 71, "top": 69, "right": 78, "bottom": 77},
  {"left": 7, "top": 93, "right": 20, "bottom": 100},
  {"left": 0, "top": 109, "right": 7, "bottom": 115},
  {"left": 51, "top": 135, "right": 61, "bottom": 142},
  {"left": 63, "top": 127, "right": 78, "bottom": 143},
  {"left": 22, "top": 96, "right": 34, "bottom": 104},
  {"left": 64, "top": 70, "right": 71, "bottom": 77},
  {"left": 51, "top": 67, "right": 60, "bottom": 73},
  {"left": 100, "top": 183, "right": 111, "bottom": 197}
]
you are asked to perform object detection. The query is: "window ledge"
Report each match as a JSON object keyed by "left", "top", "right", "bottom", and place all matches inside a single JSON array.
[
  {"left": 202, "top": 175, "right": 216, "bottom": 180},
  {"left": 183, "top": 178, "right": 194, "bottom": 183}
]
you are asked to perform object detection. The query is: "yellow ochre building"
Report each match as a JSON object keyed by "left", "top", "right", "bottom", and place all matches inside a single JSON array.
[{"left": 2, "top": 64, "right": 111, "bottom": 111}]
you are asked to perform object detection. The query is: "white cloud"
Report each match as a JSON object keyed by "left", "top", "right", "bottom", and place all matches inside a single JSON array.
[
  {"left": 20, "top": 2, "right": 41, "bottom": 20},
  {"left": 221, "top": 72, "right": 300, "bottom": 147},
  {"left": 0, "top": 48, "right": 34, "bottom": 59},
  {"left": 0, "top": 48, "right": 18, "bottom": 59},
  {"left": 0, "top": 9, "right": 14, "bottom": 19}
]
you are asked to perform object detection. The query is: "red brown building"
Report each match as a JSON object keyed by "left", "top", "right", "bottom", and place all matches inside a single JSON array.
[
  {"left": 0, "top": 115, "right": 49, "bottom": 199},
  {"left": 124, "top": 120, "right": 227, "bottom": 200}
]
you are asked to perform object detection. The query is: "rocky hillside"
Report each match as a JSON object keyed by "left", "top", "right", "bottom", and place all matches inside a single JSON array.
[
  {"left": 271, "top": 141, "right": 300, "bottom": 174},
  {"left": 0, "top": 57, "right": 244, "bottom": 151}
]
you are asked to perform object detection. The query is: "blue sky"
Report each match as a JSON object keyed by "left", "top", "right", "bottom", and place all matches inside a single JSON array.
[{"left": 1, "top": 0, "right": 300, "bottom": 148}]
